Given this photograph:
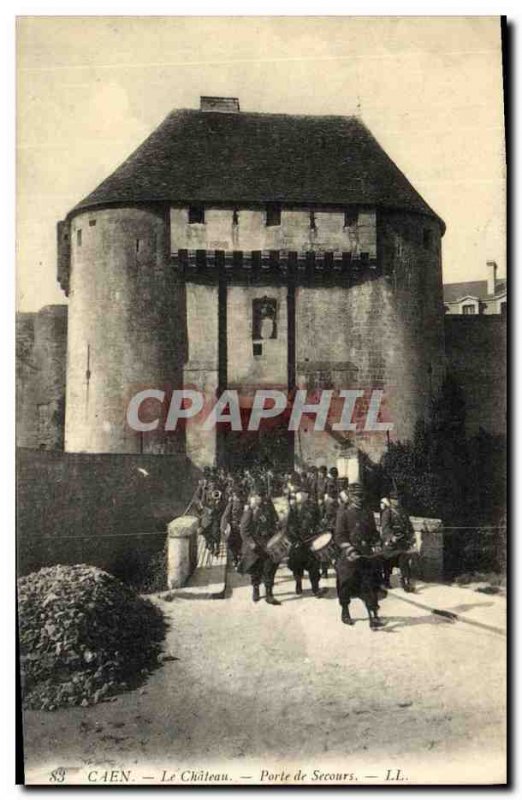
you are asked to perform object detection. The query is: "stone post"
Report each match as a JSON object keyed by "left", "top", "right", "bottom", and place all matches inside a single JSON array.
[
  {"left": 167, "top": 515, "right": 199, "bottom": 588},
  {"left": 411, "top": 516, "right": 444, "bottom": 582}
]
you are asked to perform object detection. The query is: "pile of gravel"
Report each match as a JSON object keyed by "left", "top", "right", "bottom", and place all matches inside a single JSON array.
[{"left": 18, "top": 564, "right": 167, "bottom": 711}]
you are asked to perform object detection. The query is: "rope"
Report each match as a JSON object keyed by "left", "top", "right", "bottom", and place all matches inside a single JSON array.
[
  {"left": 39, "top": 530, "right": 169, "bottom": 543},
  {"left": 36, "top": 486, "right": 201, "bottom": 544},
  {"left": 441, "top": 525, "right": 505, "bottom": 531},
  {"left": 36, "top": 522, "right": 504, "bottom": 544}
]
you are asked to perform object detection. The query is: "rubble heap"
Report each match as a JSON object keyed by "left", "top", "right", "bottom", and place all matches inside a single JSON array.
[{"left": 18, "top": 564, "right": 167, "bottom": 711}]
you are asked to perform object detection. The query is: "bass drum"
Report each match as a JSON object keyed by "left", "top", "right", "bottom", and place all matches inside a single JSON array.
[
  {"left": 266, "top": 531, "right": 292, "bottom": 563},
  {"left": 309, "top": 531, "right": 341, "bottom": 564}
]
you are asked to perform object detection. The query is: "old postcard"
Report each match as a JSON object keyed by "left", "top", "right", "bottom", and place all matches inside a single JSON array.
[{"left": 16, "top": 16, "right": 507, "bottom": 786}]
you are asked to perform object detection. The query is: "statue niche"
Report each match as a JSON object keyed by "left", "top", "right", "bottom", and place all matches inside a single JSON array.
[{"left": 252, "top": 297, "right": 277, "bottom": 340}]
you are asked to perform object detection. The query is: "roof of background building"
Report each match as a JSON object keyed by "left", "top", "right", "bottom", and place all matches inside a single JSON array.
[
  {"left": 443, "top": 280, "right": 507, "bottom": 303},
  {"left": 70, "top": 109, "right": 444, "bottom": 230}
]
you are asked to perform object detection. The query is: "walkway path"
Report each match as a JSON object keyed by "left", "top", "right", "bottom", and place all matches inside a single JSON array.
[{"left": 23, "top": 560, "right": 506, "bottom": 785}]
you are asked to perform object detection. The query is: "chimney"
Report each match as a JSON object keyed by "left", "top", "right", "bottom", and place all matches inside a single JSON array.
[
  {"left": 487, "top": 260, "right": 497, "bottom": 296},
  {"left": 200, "top": 96, "right": 240, "bottom": 113}
]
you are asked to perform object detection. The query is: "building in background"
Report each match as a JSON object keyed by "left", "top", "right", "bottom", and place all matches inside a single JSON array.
[{"left": 443, "top": 260, "right": 507, "bottom": 316}]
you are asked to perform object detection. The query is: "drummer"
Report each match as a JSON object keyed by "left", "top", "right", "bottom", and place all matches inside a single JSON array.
[
  {"left": 337, "top": 477, "right": 349, "bottom": 504},
  {"left": 317, "top": 484, "right": 339, "bottom": 579},
  {"left": 239, "top": 482, "right": 282, "bottom": 606},
  {"left": 283, "top": 478, "right": 326, "bottom": 598}
]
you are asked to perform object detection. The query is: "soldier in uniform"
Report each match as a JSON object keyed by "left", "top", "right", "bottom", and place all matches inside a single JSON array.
[
  {"left": 334, "top": 482, "right": 385, "bottom": 629},
  {"left": 316, "top": 465, "right": 328, "bottom": 500},
  {"left": 194, "top": 466, "right": 212, "bottom": 512},
  {"left": 221, "top": 481, "right": 246, "bottom": 568},
  {"left": 239, "top": 484, "right": 282, "bottom": 605},
  {"left": 380, "top": 489, "right": 416, "bottom": 592},
  {"left": 284, "top": 471, "right": 301, "bottom": 500},
  {"left": 199, "top": 480, "right": 225, "bottom": 556},
  {"left": 304, "top": 465, "right": 319, "bottom": 501},
  {"left": 326, "top": 466, "right": 339, "bottom": 496},
  {"left": 317, "top": 484, "right": 339, "bottom": 579},
  {"left": 337, "top": 476, "right": 349, "bottom": 500},
  {"left": 284, "top": 480, "right": 325, "bottom": 597},
  {"left": 194, "top": 467, "right": 219, "bottom": 555}
]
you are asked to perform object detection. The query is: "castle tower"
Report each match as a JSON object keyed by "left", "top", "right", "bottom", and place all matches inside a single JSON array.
[{"left": 58, "top": 97, "right": 445, "bottom": 467}]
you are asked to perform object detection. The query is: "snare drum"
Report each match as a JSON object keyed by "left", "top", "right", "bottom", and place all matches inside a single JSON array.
[
  {"left": 309, "top": 531, "right": 341, "bottom": 564},
  {"left": 266, "top": 531, "right": 292, "bottom": 563}
]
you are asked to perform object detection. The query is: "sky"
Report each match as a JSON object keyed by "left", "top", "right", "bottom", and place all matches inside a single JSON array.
[{"left": 16, "top": 15, "right": 506, "bottom": 311}]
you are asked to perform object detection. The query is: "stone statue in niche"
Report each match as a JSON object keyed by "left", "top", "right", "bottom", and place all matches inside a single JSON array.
[{"left": 252, "top": 297, "right": 277, "bottom": 340}]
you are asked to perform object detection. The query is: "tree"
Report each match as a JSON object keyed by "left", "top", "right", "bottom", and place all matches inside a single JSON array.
[{"left": 380, "top": 376, "right": 470, "bottom": 523}]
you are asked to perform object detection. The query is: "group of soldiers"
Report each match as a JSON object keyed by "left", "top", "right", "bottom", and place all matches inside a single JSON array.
[{"left": 193, "top": 464, "right": 416, "bottom": 629}]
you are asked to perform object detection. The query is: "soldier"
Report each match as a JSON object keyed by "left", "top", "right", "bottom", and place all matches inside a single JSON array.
[
  {"left": 222, "top": 470, "right": 236, "bottom": 500},
  {"left": 284, "top": 471, "right": 301, "bottom": 501},
  {"left": 239, "top": 484, "right": 282, "bottom": 605},
  {"left": 317, "top": 484, "right": 339, "bottom": 579},
  {"left": 337, "top": 476, "right": 349, "bottom": 499},
  {"left": 243, "top": 468, "right": 255, "bottom": 493},
  {"left": 284, "top": 480, "right": 325, "bottom": 597},
  {"left": 316, "top": 465, "right": 328, "bottom": 500},
  {"left": 199, "top": 481, "right": 225, "bottom": 556},
  {"left": 334, "top": 482, "right": 384, "bottom": 629},
  {"left": 194, "top": 467, "right": 219, "bottom": 554},
  {"left": 326, "top": 466, "right": 339, "bottom": 496},
  {"left": 380, "top": 489, "right": 416, "bottom": 592},
  {"left": 221, "top": 481, "right": 246, "bottom": 568},
  {"left": 194, "top": 466, "right": 212, "bottom": 513},
  {"left": 304, "top": 465, "right": 319, "bottom": 500}
]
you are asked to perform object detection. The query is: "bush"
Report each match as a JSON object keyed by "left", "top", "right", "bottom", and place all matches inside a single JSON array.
[{"left": 378, "top": 377, "right": 506, "bottom": 578}]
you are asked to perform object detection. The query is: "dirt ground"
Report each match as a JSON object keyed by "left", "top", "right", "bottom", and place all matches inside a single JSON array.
[{"left": 23, "top": 566, "right": 506, "bottom": 785}]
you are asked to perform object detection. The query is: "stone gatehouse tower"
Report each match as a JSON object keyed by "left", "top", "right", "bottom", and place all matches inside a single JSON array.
[{"left": 57, "top": 96, "right": 445, "bottom": 469}]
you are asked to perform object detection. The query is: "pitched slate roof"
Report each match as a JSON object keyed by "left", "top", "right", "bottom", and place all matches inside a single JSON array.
[
  {"left": 443, "top": 280, "right": 507, "bottom": 303},
  {"left": 70, "top": 109, "right": 444, "bottom": 230}
]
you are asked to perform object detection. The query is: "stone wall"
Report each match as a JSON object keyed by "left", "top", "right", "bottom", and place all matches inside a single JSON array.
[
  {"left": 183, "top": 282, "right": 219, "bottom": 467},
  {"left": 444, "top": 316, "right": 507, "bottom": 436},
  {"left": 295, "top": 210, "right": 445, "bottom": 466},
  {"left": 16, "top": 305, "right": 67, "bottom": 450},
  {"left": 16, "top": 449, "right": 197, "bottom": 582},
  {"left": 170, "top": 205, "right": 376, "bottom": 257}
]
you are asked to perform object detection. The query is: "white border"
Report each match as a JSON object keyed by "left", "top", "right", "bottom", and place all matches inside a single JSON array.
[{"left": 2, "top": 3, "right": 519, "bottom": 797}]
